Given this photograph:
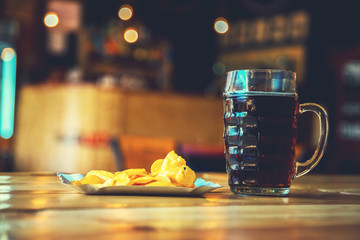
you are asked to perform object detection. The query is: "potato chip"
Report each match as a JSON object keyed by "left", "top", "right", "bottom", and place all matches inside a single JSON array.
[
  {"left": 149, "top": 151, "right": 197, "bottom": 188},
  {"left": 113, "top": 172, "right": 131, "bottom": 186},
  {"left": 86, "top": 170, "right": 114, "bottom": 181},
  {"left": 152, "top": 173, "right": 171, "bottom": 183},
  {"left": 80, "top": 175, "right": 105, "bottom": 185},
  {"left": 131, "top": 175, "right": 155, "bottom": 185},
  {"left": 150, "top": 159, "right": 163, "bottom": 173},
  {"left": 72, "top": 150, "right": 196, "bottom": 188},
  {"left": 119, "top": 168, "right": 147, "bottom": 179},
  {"left": 161, "top": 151, "right": 186, "bottom": 173},
  {"left": 102, "top": 177, "right": 115, "bottom": 187},
  {"left": 175, "top": 165, "right": 196, "bottom": 188}
]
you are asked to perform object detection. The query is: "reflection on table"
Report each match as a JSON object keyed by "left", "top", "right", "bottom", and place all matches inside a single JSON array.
[{"left": 1, "top": 172, "right": 360, "bottom": 240}]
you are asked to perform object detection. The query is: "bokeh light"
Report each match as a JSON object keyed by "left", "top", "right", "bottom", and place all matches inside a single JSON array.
[
  {"left": 118, "top": 4, "right": 133, "bottom": 21},
  {"left": 124, "top": 28, "right": 138, "bottom": 43},
  {"left": 214, "top": 17, "right": 229, "bottom": 34},
  {"left": 1, "top": 48, "right": 16, "bottom": 62},
  {"left": 0, "top": 47, "right": 16, "bottom": 139},
  {"left": 44, "top": 12, "right": 59, "bottom": 28}
]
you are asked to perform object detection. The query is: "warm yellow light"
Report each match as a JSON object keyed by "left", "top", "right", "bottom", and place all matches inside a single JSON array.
[
  {"left": 1, "top": 48, "right": 15, "bottom": 62},
  {"left": 124, "top": 28, "right": 138, "bottom": 43},
  {"left": 118, "top": 4, "right": 133, "bottom": 21},
  {"left": 44, "top": 12, "right": 59, "bottom": 28},
  {"left": 214, "top": 17, "right": 229, "bottom": 34}
]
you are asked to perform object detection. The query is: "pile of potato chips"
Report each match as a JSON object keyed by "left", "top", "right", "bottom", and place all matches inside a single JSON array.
[{"left": 71, "top": 151, "right": 197, "bottom": 188}]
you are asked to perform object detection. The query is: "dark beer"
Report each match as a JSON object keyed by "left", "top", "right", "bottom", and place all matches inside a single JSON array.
[{"left": 223, "top": 93, "right": 299, "bottom": 191}]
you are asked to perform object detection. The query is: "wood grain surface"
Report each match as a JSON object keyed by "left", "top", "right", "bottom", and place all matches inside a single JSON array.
[{"left": 1, "top": 173, "right": 360, "bottom": 240}]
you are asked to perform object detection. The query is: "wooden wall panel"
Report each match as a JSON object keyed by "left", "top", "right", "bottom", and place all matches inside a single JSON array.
[
  {"left": 13, "top": 85, "right": 223, "bottom": 172},
  {"left": 124, "top": 92, "right": 223, "bottom": 144}
]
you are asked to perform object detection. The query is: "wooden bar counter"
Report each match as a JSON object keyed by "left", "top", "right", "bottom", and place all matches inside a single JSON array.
[{"left": 1, "top": 172, "right": 360, "bottom": 239}]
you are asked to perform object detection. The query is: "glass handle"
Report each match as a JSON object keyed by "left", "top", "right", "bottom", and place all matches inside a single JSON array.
[{"left": 295, "top": 103, "right": 329, "bottom": 178}]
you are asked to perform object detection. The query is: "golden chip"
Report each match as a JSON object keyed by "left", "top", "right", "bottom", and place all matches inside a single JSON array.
[
  {"left": 151, "top": 159, "right": 163, "bottom": 173},
  {"left": 72, "top": 150, "right": 197, "bottom": 188},
  {"left": 161, "top": 151, "right": 186, "bottom": 173},
  {"left": 152, "top": 173, "right": 171, "bottom": 183},
  {"left": 102, "top": 177, "right": 115, "bottom": 187},
  {"left": 86, "top": 170, "right": 114, "bottom": 181},
  {"left": 113, "top": 172, "right": 131, "bottom": 186},
  {"left": 119, "top": 168, "right": 147, "bottom": 178},
  {"left": 131, "top": 175, "right": 156, "bottom": 185},
  {"left": 80, "top": 175, "right": 105, "bottom": 185},
  {"left": 175, "top": 165, "right": 196, "bottom": 188}
]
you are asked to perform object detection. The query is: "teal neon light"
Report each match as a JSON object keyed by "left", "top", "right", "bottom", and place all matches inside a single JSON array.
[{"left": 0, "top": 48, "right": 17, "bottom": 139}]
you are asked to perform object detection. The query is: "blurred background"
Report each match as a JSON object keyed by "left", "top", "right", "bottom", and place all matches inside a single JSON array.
[{"left": 1, "top": 0, "right": 360, "bottom": 174}]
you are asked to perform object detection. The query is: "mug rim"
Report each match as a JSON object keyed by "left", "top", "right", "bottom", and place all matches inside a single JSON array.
[
  {"left": 226, "top": 69, "right": 295, "bottom": 76},
  {"left": 224, "top": 69, "right": 297, "bottom": 96}
]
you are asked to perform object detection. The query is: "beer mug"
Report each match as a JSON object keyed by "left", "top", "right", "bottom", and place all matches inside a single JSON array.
[{"left": 223, "top": 69, "right": 329, "bottom": 196}]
